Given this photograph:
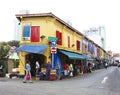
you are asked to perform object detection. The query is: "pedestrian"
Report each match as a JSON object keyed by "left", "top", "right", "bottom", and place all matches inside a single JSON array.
[
  {"left": 63, "top": 63, "right": 68, "bottom": 76},
  {"left": 0, "top": 63, "right": 3, "bottom": 72},
  {"left": 68, "top": 63, "right": 73, "bottom": 77},
  {"left": 92, "top": 62, "right": 95, "bottom": 70},
  {"left": 88, "top": 62, "right": 92, "bottom": 73},
  {"left": 23, "top": 60, "right": 33, "bottom": 83},
  {"left": 56, "top": 63, "right": 60, "bottom": 79},
  {"left": 46, "top": 61, "right": 51, "bottom": 80},
  {"left": 36, "top": 61, "right": 40, "bottom": 75}
]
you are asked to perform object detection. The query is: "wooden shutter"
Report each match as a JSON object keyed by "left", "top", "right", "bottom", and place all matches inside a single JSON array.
[
  {"left": 76, "top": 40, "right": 80, "bottom": 50},
  {"left": 56, "top": 31, "right": 62, "bottom": 45},
  {"left": 68, "top": 36, "right": 70, "bottom": 48},
  {"left": 23, "top": 26, "right": 30, "bottom": 40},
  {"left": 56, "top": 31, "right": 60, "bottom": 44},
  {"left": 31, "top": 26, "right": 40, "bottom": 42},
  {"left": 59, "top": 32, "right": 62, "bottom": 45}
]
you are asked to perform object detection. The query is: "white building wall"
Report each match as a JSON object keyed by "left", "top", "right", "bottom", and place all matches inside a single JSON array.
[
  {"left": 14, "top": 18, "right": 20, "bottom": 41},
  {"left": 83, "top": 26, "right": 106, "bottom": 50}
]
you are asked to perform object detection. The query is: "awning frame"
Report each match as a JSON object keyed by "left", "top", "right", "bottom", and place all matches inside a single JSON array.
[
  {"left": 59, "top": 50, "right": 85, "bottom": 59},
  {"left": 15, "top": 45, "right": 48, "bottom": 54}
]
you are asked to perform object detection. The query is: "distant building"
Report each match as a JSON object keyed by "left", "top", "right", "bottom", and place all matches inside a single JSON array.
[
  {"left": 83, "top": 26, "right": 106, "bottom": 50},
  {"left": 113, "top": 53, "right": 120, "bottom": 63},
  {"left": 14, "top": 18, "right": 20, "bottom": 41},
  {"left": 14, "top": 10, "right": 30, "bottom": 41}
]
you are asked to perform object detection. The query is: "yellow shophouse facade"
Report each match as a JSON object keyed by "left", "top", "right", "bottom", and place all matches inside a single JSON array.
[{"left": 16, "top": 13, "right": 84, "bottom": 76}]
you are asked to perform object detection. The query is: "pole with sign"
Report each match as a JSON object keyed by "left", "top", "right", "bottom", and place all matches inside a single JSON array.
[{"left": 51, "top": 41, "right": 57, "bottom": 68}]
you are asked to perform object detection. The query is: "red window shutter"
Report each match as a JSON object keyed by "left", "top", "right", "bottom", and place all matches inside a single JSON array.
[
  {"left": 56, "top": 31, "right": 60, "bottom": 44},
  {"left": 68, "top": 36, "right": 70, "bottom": 48},
  {"left": 76, "top": 40, "right": 80, "bottom": 50},
  {"left": 79, "top": 41, "right": 81, "bottom": 50},
  {"left": 76, "top": 40, "right": 78, "bottom": 50},
  {"left": 59, "top": 32, "right": 62, "bottom": 45},
  {"left": 56, "top": 31, "right": 62, "bottom": 45},
  {"left": 56, "top": 31, "right": 59, "bottom": 38},
  {"left": 31, "top": 26, "right": 40, "bottom": 42}
]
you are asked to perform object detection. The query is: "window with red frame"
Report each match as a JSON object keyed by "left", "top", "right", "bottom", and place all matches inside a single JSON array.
[
  {"left": 68, "top": 36, "right": 70, "bottom": 48},
  {"left": 56, "top": 31, "right": 62, "bottom": 45},
  {"left": 76, "top": 40, "right": 80, "bottom": 50}
]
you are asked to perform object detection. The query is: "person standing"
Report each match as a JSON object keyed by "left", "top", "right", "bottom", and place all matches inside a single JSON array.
[
  {"left": 36, "top": 61, "right": 40, "bottom": 75},
  {"left": 23, "top": 61, "right": 32, "bottom": 83},
  {"left": 56, "top": 63, "right": 60, "bottom": 79},
  {"left": 46, "top": 61, "right": 51, "bottom": 80},
  {"left": 69, "top": 63, "right": 73, "bottom": 77},
  {"left": 88, "top": 62, "right": 92, "bottom": 73},
  {"left": 63, "top": 63, "right": 68, "bottom": 76},
  {"left": 0, "top": 64, "right": 3, "bottom": 72}
]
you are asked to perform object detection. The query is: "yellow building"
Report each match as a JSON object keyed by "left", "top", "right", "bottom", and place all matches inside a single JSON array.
[{"left": 16, "top": 13, "right": 85, "bottom": 76}]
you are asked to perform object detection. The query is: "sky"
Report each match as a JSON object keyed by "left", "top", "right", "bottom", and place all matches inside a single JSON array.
[{"left": 0, "top": 0, "right": 120, "bottom": 53}]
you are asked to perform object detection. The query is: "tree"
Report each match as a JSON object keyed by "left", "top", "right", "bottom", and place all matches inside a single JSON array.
[
  {"left": 0, "top": 42, "right": 10, "bottom": 74},
  {"left": 7, "top": 40, "right": 20, "bottom": 47},
  {"left": 0, "top": 42, "right": 10, "bottom": 59}
]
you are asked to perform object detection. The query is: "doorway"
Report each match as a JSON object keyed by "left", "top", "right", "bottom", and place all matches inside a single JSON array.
[{"left": 25, "top": 53, "right": 46, "bottom": 76}]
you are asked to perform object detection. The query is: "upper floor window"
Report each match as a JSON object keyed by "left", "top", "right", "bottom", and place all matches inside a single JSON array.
[
  {"left": 56, "top": 31, "right": 62, "bottom": 45},
  {"left": 22, "top": 26, "right": 31, "bottom": 40},
  {"left": 68, "top": 36, "right": 70, "bottom": 48},
  {"left": 31, "top": 26, "right": 40, "bottom": 42},
  {"left": 76, "top": 40, "right": 80, "bottom": 50},
  {"left": 22, "top": 26, "right": 40, "bottom": 42}
]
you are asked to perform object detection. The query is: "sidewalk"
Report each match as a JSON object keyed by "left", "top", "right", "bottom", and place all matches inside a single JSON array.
[{"left": 0, "top": 68, "right": 106, "bottom": 82}]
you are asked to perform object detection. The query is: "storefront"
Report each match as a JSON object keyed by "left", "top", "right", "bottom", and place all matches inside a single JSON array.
[
  {"left": 16, "top": 45, "right": 48, "bottom": 76},
  {"left": 52, "top": 49, "right": 85, "bottom": 76}
]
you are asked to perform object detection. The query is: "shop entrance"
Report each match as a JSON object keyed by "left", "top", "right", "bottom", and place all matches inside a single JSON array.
[{"left": 25, "top": 53, "right": 46, "bottom": 77}]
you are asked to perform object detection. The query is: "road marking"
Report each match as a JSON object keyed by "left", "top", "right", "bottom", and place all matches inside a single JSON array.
[{"left": 101, "top": 76, "right": 108, "bottom": 84}]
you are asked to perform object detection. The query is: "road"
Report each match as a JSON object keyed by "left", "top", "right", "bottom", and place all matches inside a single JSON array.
[{"left": 0, "top": 66, "right": 120, "bottom": 95}]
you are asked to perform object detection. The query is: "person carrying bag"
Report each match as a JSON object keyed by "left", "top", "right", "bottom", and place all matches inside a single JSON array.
[
  {"left": 23, "top": 61, "right": 33, "bottom": 83},
  {"left": 69, "top": 63, "right": 73, "bottom": 77}
]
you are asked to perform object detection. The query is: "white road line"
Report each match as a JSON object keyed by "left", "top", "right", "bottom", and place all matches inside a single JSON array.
[{"left": 101, "top": 76, "right": 108, "bottom": 84}]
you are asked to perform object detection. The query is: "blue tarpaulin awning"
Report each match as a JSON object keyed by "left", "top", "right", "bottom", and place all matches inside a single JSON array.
[
  {"left": 59, "top": 50, "right": 85, "bottom": 59},
  {"left": 15, "top": 45, "right": 48, "bottom": 54}
]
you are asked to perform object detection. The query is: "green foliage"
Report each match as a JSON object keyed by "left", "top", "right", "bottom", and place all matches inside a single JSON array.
[
  {"left": 0, "top": 42, "right": 10, "bottom": 74},
  {"left": 0, "top": 59, "right": 8, "bottom": 74},
  {"left": 7, "top": 40, "right": 20, "bottom": 47},
  {"left": 0, "top": 43, "right": 10, "bottom": 60},
  {"left": 0, "top": 40, "right": 20, "bottom": 74},
  {"left": 13, "top": 59, "right": 19, "bottom": 68}
]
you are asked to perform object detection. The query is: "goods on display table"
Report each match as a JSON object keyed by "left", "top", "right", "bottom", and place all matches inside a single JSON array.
[{"left": 50, "top": 69, "right": 56, "bottom": 81}]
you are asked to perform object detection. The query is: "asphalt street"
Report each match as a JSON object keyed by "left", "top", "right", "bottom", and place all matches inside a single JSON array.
[{"left": 0, "top": 66, "right": 120, "bottom": 95}]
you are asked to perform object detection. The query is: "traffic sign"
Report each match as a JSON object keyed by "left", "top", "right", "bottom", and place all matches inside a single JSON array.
[
  {"left": 51, "top": 47, "right": 57, "bottom": 53},
  {"left": 51, "top": 41, "right": 56, "bottom": 47}
]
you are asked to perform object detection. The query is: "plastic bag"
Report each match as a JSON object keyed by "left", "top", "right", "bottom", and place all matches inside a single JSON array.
[
  {"left": 70, "top": 72, "right": 73, "bottom": 76},
  {"left": 27, "top": 74, "right": 30, "bottom": 80}
]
